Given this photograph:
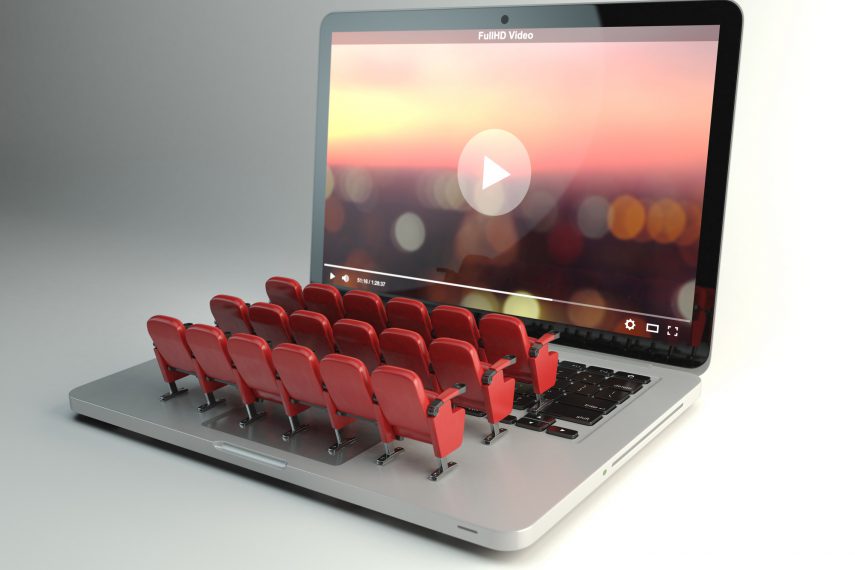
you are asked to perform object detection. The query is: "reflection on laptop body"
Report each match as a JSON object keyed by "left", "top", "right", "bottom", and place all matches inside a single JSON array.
[{"left": 70, "top": 1, "right": 742, "bottom": 551}]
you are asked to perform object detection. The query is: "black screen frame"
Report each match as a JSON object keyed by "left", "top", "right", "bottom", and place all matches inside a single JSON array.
[{"left": 309, "top": 1, "right": 742, "bottom": 370}]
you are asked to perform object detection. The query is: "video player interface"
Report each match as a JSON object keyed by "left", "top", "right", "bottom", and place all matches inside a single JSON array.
[{"left": 321, "top": 26, "right": 720, "bottom": 345}]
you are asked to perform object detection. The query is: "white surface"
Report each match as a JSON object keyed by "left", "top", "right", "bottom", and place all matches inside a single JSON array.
[{"left": 1, "top": 0, "right": 853, "bottom": 568}]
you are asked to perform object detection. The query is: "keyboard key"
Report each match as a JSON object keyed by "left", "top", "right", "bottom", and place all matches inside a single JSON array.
[
  {"left": 559, "top": 393, "right": 617, "bottom": 414},
  {"left": 543, "top": 386, "right": 565, "bottom": 400},
  {"left": 463, "top": 408, "right": 487, "bottom": 417},
  {"left": 524, "top": 412, "right": 556, "bottom": 423},
  {"left": 515, "top": 417, "right": 553, "bottom": 432},
  {"left": 572, "top": 371, "right": 606, "bottom": 384},
  {"left": 600, "top": 377, "right": 643, "bottom": 393},
  {"left": 513, "top": 393, "right": 537, "bottom": 410},
  {"left": 597, "top": 389, "right": 630, "bottom": 403},
  {"left": 546, "top": 426, "right": 579, "bottom": 440},
  {"left": 543, "top": 403, "right": 603, "bottom": 426},
  {"left": 586, "top": 366, "right": 614, "bottom": 376},
  {"left": 500, "top": 414, "right": 518, "bottom": 425},
  {"left": 575, "top": 383, "right": 603, "bottom": 397},
  {"left": 559, "top": 361, "right": 586, "bottom": 371},
  {"left": 613, "top": 371, "right": 651, "bottom": 384}
]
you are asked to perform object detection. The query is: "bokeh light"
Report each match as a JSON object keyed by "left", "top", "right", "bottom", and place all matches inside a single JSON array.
[
  {"left": 461, "top": 291, "right": 500, "bottom": 312},
  {"left": 547, "top": 223, "right": 584, "bottom": 263},
  {"left": 392, "top": 212, "right": 426, "bottom": 252},
  {"left": 608, "top": 195, "right": 646, "bottom": 240},
  {"left": 502, "top": 293, "right": 541, "bottom": 319},
  {"left": 577, "top": 195, "right": 610, "bottom": 239},
  {"left": 646, "top": 198, "right": 687, "bottom": 244},
  {"left": 325, "top": 166, "right": 335, "bottom": 199},
  {"left": 675, "top": 279, "right": 695, "bottom": 320},
  {"left": 341, "top": 169, "right": 373, "bottom": 203},
  {"left": 325, "top": 196, "right": 344, "bottom": 233},
  {"left": 566, "top": 288, "right": 608, "bottom": 328}
]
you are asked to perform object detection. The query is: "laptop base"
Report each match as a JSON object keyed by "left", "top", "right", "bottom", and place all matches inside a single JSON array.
[{"left": 69, "top": 357, "right": 699, "bottom": 550}]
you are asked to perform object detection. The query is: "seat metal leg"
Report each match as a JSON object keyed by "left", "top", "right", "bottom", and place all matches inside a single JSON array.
[
  {"left": 481, "top": 422, "right": 508, "bottom": 445},
  {"left": 327, "top": 428, "right": 358, "bottom": 454},
  {"left": 160, "top": 382, "right": 188, "bottom": 401},
  {"left": 282, "top": 415, "right": 309, "bottom": 441},
  {"left": 530, "top": 393, "right": 548, "bottom": 413},
  {"left": 197, "top": 391, "right": 226, "bottom": 413},
  {"left": 239, "top": 402, "right": 266, "bottom": 428},
  {"left": 428, "top": 456, "right": 457, "bottom": 481},
  {"left": 375, "top": 442, "right": 404, "bottom": 465}
]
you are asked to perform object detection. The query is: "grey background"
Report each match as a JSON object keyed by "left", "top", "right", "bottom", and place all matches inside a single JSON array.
[{"left": 1, "top": 1, "right": 852, "bottom": 568}]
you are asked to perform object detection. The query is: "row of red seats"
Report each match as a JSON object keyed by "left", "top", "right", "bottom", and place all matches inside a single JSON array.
[
  {"left": 215, "top": 277, "right": 561, "bottom": 405},
  {"left": 147, "top": 277, "right": 560, "bottom": 480},
  {"left": 148, "top": 315, "right": 520, "bottom": 479}
]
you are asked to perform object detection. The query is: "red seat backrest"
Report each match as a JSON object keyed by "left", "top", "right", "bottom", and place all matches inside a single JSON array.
[
  {"left": 226, "top": 333, "right": 282, "bottom": 403},
  {"left": 186, "top": 324, "right": 241, "bottom": 384},
  {"left": 371, "top": 365, "right": 433, "bottom": 442},
  {"left": 429, "top": 337, "right": 483, "bottom": 401},
  {"left": 429, "top": 337, "right": 515, "bottom": 424},
  {"left": 431, "top": 305, "right": 482, "bottom": 353},
  {"left": 210, "top": 294, "right": 253, "bottom": 335},
  {"left": 320, "top": 354, "right": 396, "bottom": 443},
  {"left": 266, "top": 276, "right": 305, "bottom": 314},
  {"left": 342, "top": 290, "right": 387, "bottom": 333},
  {"left": 479, "top": 313, "right": 557, "bottom": 393},
  {"left": 303, "top": 283, "right": 345, "bottom": 323},
  {"left": 379, "top": 328, "right": 436, "bottom": 391},
  {"left": 271, "top": 344, "right": 327, "bottom": 408},
  {"left": 147, "top": 315, "right": 195, "bottom": 373},
  {"left": 290, "top": 310, "right": 336, "bottom": 358},
  {"left": 333, "top": 318, "right": 382, "bottom": 371},
  {"left": 387, "top": 297, "right": 432, "bottom": 345},
  {"left": 248, "top": 302, "right": 293, "bottom": 347}
]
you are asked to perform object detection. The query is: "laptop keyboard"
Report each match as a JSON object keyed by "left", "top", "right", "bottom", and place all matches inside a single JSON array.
[{"left": 509, "top": 360, "right": 652, "bottom": 439}]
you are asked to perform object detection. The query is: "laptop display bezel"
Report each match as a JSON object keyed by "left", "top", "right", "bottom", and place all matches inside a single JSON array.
[{"left": 309, "top": 1, "right": 742, "bottom": 371}]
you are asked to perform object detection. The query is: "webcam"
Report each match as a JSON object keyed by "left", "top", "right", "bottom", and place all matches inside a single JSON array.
[{"left": 501, "top": 14, "right": 509, "bottom": 24}]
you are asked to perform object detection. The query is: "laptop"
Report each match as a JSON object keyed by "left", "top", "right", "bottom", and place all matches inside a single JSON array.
[{"left": 69, "top": 0, "right": 742, "bottom": 551}]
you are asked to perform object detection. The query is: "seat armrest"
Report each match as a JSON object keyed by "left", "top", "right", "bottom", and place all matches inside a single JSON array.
[
  {"left": 427, "top": 383, "right": 467, "bottom": 416},
  {"left": 530, "top": 331, "right": 561, "bottom": 356},
  {"left": 481, "top": 355, "right": 517, "bottom": 384}
]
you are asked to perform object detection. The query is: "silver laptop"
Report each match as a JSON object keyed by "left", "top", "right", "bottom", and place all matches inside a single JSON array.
[{"left": 69, "top": 1, "right": 742, "bottom": 551}]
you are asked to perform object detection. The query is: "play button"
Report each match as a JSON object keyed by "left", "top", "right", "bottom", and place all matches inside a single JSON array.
[
  {"left": 482, "top": 156, "right": 510, "bottom": 190},
  {"left": 457, "top": 129, "right": 531, "bottom": 217}
]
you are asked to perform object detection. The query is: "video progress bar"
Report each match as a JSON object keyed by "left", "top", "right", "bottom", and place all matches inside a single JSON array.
[{"left": 323, "top": 263, "right": 691, "bottom": 324}]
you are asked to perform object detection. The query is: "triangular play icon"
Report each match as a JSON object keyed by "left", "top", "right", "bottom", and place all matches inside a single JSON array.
[
  {"left": 481, "top": 156, "right": 511, "bottom": 190},
  {"left": 329, "top": 272, "right": 336, "bottom": 280}
]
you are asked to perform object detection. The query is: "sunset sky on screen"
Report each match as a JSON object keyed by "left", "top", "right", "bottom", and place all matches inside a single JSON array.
[{"left": 327, "top": 38, "right": 718, "bottom": 177}]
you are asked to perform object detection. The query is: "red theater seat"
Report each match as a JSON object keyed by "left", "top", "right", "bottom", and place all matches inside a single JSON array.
[
  {"left": 185, "top": 324, "right": 255, "bottom": 414},
  {"left": 333, "top": 318, "right": 382, "bottom": 371},
  {"left": 479, "top": 314, "right": 560, "bottom": 408},
  {"left": 266, "top": 276, "right": 305, "bottom": 314},
  {"left": 290, "top": 310, "right": 336, "bottom": 359},
  {"left": 342, "top": 290, "right": 387, "bottom": 333},
  {"left": 272, "top": 343, "right": 355, "bottom": 443},
  {"left": 371, "top": 365, "right": 467, "bottom": 481},
  {"left": 147, "top": 315, "right": 197, "bottom": 401},
  {"left": 387, "top": 297, "right": 433, "bottom": 345},
  {"left": 379, "top": 328, "right": 438, "bottom": 391},
  {"left": 303, "top": 283, "right": 345, "bottom": 323},
  {"left": 210, "top": 294, "right": 253, "bottom": 336},
  {"left": 226, "top": 333, "right": 289, "bottom": 427},
  {"left": 431, "top": 305, "right": 486, "bottom": 360},
  {"left": 248, "top": 302, "right": 293, "bottom": 347},
  {"left": 430, "top": 338, "right": 517, "bottom": 445},
  {"left": 319, "top": 354, "right": 402, "bottom": 462}
]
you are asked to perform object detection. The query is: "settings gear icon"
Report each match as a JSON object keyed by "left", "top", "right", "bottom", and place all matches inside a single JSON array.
[{"left": 624, "top": 318, "right": 636, "bottom": 331}]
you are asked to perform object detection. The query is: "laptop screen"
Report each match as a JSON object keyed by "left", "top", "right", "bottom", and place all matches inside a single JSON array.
[{"left": 317, "top": 24, "right": 721, "bottom": 361}]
